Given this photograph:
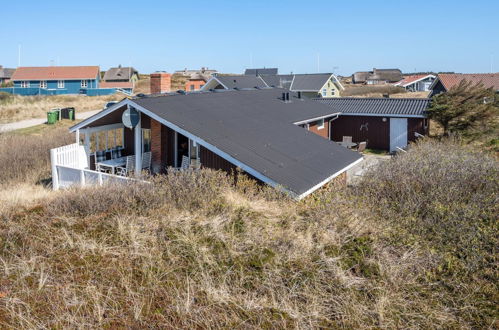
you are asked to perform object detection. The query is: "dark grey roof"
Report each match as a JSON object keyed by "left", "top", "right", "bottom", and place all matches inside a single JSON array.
[
  {"left": 260, "top": 75, "right": 294, "bottom": 89},
  {"left": 245, "top": 68, "right": 278, "bottom": 75},
  {"left": 290, "top": 73, "right": 332, "bottom": 92},
  {"left": 314, "top": 97, "right": 430, "bottom": 117},
  {"left": 0, "top": 67, "right": 15, "bottom": 79},
  {"left": 103, "top": 66, "right": 138, "bottom": 81},
  {"left": 129, "top": 89, "right": 361, "bottom": 197},
  {"left": 214, "top": 75, "right": 268, "bottom": 89}
]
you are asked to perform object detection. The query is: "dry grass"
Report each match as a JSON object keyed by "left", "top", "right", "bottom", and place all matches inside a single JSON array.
[
  {"left": 0, "top": 93, "right": 120, "bottom": 123},
  {"left": 0, "top": 126, "right": 73, "bottom": 185},
  {"left": 0, "top": 131, "right": 497, "bottom": 328},
  {"left": 341, "top": 84, "right": 429, "bottom": 98}
]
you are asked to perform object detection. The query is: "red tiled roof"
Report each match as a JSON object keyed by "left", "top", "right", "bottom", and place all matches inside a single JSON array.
[
  {"left": 99, "top": 81, "right": 133, "bottom": 89},
  {"left": 11, "top": 66, "right": 99, "bottom": 81},
  {"left": 437, "top": 73, "right": 499, "bottom": 91},
  {"left": 395, "top": 74, "right": 433, "bottom": 87}
]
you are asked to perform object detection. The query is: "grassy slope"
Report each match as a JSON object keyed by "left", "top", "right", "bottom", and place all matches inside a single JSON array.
[
  {"left": 0, "top": 93, "right": 120, "bottom": 124},
  {"left": 0, "top": 127, "right": 497, "bottom": 328}
]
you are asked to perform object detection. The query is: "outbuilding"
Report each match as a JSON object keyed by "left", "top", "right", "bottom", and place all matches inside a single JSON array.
[{"left": 314, "top": 97, "right": 429, "bottom": 152}]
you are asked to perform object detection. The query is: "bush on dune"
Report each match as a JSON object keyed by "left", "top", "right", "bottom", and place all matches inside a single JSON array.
[
  {"left": 0, "top": 137, "right": 497, "bottom": 328},
  {"left": 357, "top": 138, "right": 498, "bottom": 325}
]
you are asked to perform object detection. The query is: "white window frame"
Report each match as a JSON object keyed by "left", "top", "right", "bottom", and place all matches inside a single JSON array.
[
  {"left": 331, "top": 89, "right": 335, "bottom": 96},
  {"left": 322, "top": 88, "right": 327, "bottom": 97},
  {"left": 57, "top": 80, "right": 65, "bottom": 88},
  {"left": 317, "top": 118, "right": 325, "bottom": 130},
  {"left": 40, "top": 81, "right": 47, "bottom": 89},
  {"left": 81, "top": 80, "right": 88, "bottom": 88},
  {"left": 21, "top": 81, "right": 30, "bottom": 88}
]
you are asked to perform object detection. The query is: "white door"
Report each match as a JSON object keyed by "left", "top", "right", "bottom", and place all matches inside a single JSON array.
[{"left": 389, "top": 118, "right": 407, "bottom": 152}]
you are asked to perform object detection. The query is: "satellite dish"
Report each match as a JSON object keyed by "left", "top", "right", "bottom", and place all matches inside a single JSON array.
[{"left": 122, "top": 107, "right": 140, "bottom": 129}]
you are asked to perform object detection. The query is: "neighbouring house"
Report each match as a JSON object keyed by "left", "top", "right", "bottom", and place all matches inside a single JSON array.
[
  {"left": 0, "top": 66, "right": 15, "bottom": 85},
  {"left": 313, "top": 97, "right": 430, "bottom": 152},
  {"left": 1, "top": 66, "right": 117, "bottom": 96},
  {"left": 101, "top": 65, "right": 139, "bottom": 93},
  {"left": 290, "top": 73, "right": 345, "bottom": 98},
  {"left": 429, "top": 73, "right": 499, "bottom": 96},
  {"left": 352, "top": 68, "right": 403, "bottom": 85},
  {"left": 260, "top": 74, "right": 294, "bottom": 89},
  {"left": 201, "top": 75, "right": 269, "bottom": 90},
  {"left": 202, "top": 73, "right": 343, "bottom": 97},
  {"left": 244, "top": 68, "right": 278, "bottom": 75},
  {"left": 394, "top": 74, "right": 436, "bottom": 92},
  {"left": 175, "top": 67, "right": 217, "bottom": 92},
  {"left": 54, "top": 88, "right": 363, "bottom": 199},
  {"left": 103, "top": 65, "right": 139, "bottom": 83}
]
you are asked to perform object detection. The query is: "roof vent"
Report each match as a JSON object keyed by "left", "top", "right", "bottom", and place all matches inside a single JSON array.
[{"left": 282, "top": 92, "right": 291, "bottom": 103}]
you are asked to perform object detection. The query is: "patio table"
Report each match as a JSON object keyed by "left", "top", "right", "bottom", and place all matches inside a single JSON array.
[
  {"left": 338, "top": 141, "right": 358, "bottom": 149},
  {"left": 96, "top": 157, "right": 127, "bottom": 175}
]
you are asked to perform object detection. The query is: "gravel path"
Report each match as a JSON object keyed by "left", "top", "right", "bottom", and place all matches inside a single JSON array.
[{"left": 0, "top": 109, "right": 101, "bottom": 133}]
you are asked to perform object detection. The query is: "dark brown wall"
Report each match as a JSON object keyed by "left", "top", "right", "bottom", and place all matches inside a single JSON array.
[
  {"left": 331, "top": 116, "right": 389, "bottom": 150},
  {"left": 200, "top": 146, "right": 237, "bottom": 173},
  {"left": 408, "top": 118, "right": 427, "bottom": 142}
]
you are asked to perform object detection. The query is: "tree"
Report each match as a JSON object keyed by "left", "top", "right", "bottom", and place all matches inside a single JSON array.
[{"left": 427, "top": 79, "right": 498, "bottom": 136}]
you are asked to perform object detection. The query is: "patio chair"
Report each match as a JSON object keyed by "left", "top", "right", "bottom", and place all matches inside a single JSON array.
[
  {"left": 342, "top": 136, "right": 353, "bottom": 143},
  {"left": 95, "top": 150, "right": 106, "bottom": 171},
  {"left": 111, "top": 147, "right": 122, "bottom": 159},
  {"left": 357, "top": 141, "right": 367, "bottom": 153},
  {"left": 180, "top": 155, "right": 190, "bottom": 170},
  {"left": 142, "top": 151, "right": 152, "bottom": 171},
  {"left": 116, "top": 155, "right": 136, "bottom": 176}
]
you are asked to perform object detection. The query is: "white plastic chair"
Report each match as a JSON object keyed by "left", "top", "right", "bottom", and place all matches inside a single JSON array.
[{"left": 116, "top": 155, "right": 136, "bottom": 176}]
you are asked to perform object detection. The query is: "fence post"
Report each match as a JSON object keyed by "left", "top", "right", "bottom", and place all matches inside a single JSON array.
[
  {"left": 80, "top": 169, "right": 85, "bottom": 186},
  {"left": 50, "top": 148, "right": 59, "bottom": 190},
  {"left": 98, "top": 172, "right": 103, "bottom": 186}
]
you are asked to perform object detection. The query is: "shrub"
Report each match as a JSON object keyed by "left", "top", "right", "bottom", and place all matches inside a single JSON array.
[{"left": 357, "top": 138, "right": 498, "bottom": 325}]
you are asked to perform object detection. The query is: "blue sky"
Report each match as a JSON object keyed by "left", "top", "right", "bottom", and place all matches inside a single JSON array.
[{"left": 1, "top": 0, "right": 498, "bottom": 75}]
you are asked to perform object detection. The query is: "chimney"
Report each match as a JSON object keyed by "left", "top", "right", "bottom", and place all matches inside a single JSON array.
[
  {"left": 150, "top": 72, "right": 172, "bottom": 94},
  {"left": 286, "top": 92, "right": 290, "bottom": 102}
]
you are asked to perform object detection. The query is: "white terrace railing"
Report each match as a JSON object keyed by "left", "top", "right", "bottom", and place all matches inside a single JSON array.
[{"left": 50, "top": 143, "right": 133, "bottom": 190}]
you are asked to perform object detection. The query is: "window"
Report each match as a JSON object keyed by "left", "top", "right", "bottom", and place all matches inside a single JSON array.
[
  {"left": 331, "top": 89, "right": 335, "bottom": 96},
  {"left": 142, "top": 129, "right": 151, "bottom": 152},
  {"left": 322, "top": 88, "right": 327, "bottom": 97},
  {"left": 21, "top": 81, "right": 29, "bottom": 88},
  {"left": 81, "top": 80, "right": 88, "bottom": 88},
  {"left": 190, "top": 84, "right": 195, "bottom": 91},
  {"left": 40, "top": 81, "right": 47, "bottom": 89},
  {"left": 199, "top": 84, "right": 204, "bottom": 89},
  {"left": 317, "top": 119, "right": 325, "bottom": 130},
  {"left": 57, "top": 80, "right": 64, "bottom": 88}
]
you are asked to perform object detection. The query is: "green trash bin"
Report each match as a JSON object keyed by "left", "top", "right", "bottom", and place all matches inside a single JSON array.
[
  {"left": 68, "top": 108, "right": 75, "bottom": 121},
  {"left": 47, "top": 111, "right": 58, "bottom": 125}
]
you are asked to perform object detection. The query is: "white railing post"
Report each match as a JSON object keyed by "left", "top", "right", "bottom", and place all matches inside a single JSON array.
[
  {"left": 50, "top": 148, "right": 59, "bottom": 190},
  {"left": 98, "top": 172, "right": 103, "bottom": 186},
  {"left": 80, "top": 169, "right": 85, "bottom": 186},
  {"left": 134, "top": 113, "right": 142, "bottom": 178}
]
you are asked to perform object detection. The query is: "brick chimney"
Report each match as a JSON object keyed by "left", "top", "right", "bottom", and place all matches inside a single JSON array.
[{"left": 150, "top": 72, "right": 171, "bottom": 94}]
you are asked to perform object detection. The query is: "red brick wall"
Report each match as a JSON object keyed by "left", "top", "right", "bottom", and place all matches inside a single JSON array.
[
  {"left": 184, "top": 79, "right": 206, "bottom": 91},
  {"left": 150, "top": 73, "right": 172, "bottom": 94},
  {"left": 308, "top": 119, "right": 329, "bottom": 139},
  {"left": 151, "top": 119, "right": 162, "bottom": 173}
]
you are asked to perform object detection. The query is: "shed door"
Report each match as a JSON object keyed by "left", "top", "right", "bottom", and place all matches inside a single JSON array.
[{"left": 389, "top": 118, "right": 407, "bottom": 152}]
